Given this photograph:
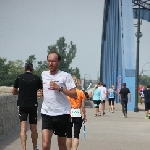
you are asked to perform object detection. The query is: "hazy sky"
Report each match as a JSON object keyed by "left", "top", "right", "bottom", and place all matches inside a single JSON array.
[{"left": 0, "top": 0, "right": 150, "bottom": 79}]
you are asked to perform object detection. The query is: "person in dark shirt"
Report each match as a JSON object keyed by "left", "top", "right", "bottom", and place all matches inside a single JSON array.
[
  {"left": 12, "top": 62, "right": 42, "bottom": 150},
  {"left": 143, "top": 85, "right": 150, "bottom": 119},
  {"left": 119, "top": 83, "right": 131, "bottom": 118}
]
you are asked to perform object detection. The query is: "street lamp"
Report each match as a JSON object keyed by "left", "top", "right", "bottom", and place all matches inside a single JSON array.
[
  {"left": 83, "top": 74, "right": 91, "bottom": 90},
  {"left": 134, "top": 3, "right": 141, "bottom": 112},
  {"left": 141, "top": 62, "right": 150, "bottom": 75},
  {"left": 133, "top": 0, "right": 150, "bottom": 112},
  {"left": 97, "top": 70, "right": 100, "bottom": 82}
]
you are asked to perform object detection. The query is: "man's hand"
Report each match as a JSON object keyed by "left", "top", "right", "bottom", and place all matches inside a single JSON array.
[
  {"left": 49, "top": 81, "right": 60, "bottom": 90},
  {"left": 37, "top": 89, "right": 43, "bottom": 98}
]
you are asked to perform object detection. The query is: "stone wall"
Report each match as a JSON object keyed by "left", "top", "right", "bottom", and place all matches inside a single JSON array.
[
  {"left": 0, "top": 86, "right": 13, "bottom": 94},
  {"left": 0, "top": 94, "right": 18, "bottom": 135},
  {"left": 0, "top": 93, "right": 43, "bottom": 135}
]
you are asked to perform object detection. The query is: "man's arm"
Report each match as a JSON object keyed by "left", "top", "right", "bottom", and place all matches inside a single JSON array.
[
  {"left": 12, "top": 88, "right": 19, "bottom": 95},
  {"left": 118, "top": 89, "right": 122, "bottom": 102},
  {"left": 128, "top": 89, "right": 131, "bottom": 102},
  {"left": 50, "top": 73, "right": 77, "bottom": 99},
  {"left": 128, "top": 93, "right": 131, "bottom": 102},
  {"left": 12, "top": 76, "right": 19, "bottom": 95},
  {"left": 60, "top": 88, "right": 77, "bottom": 99}
]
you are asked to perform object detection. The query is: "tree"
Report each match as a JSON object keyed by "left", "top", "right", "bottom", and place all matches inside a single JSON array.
[
  {"left": 7, "top": 60, "right": 24, "bottom": 86},
  {"left": 26, "top": 54, "right": 37, "bottom": 68},
  {"left": 25, "top": 55, "right": 48, "bottom": 78},
  {"left": 0, "top": 57, "right": 9, "bottom": 86},
  {"left": 47, "top": 37, "right": 80, "bottom": 78},
  {"left": 139, "top": 74, "right": 150, "bottom": 87},
  {"left": 0, "top": 58, "right": 24, "bottom": 86},
  {"left": 34, "top": 60, "right": 48, "bottom": 77}
]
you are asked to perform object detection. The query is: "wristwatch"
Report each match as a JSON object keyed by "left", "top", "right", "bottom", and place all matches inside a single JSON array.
[{"left": 59, "top": 87, "right": 63, "bottom": 92}]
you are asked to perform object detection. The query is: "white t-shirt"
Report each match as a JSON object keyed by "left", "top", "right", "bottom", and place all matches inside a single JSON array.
[
  {"left": 98, "top": 86, "right": 107, "bottom": 100},
  {"left": 41, "top": 70, "right": 76, "bottom": 116}
]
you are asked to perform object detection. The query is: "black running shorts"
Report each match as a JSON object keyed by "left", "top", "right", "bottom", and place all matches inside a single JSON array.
[
  {"left": 41, "top": 114, "right": 70, "bottom": 137},
  {"left": 145, "top": 103, "right": 150, "bottom": 111},
  {"left": 18, "top": 106, "right": 37, "bottom": 124},
  {"left": 109, "top": 98, "right": 115, "bottom": 106},
  {"left": 67, "top": 117, "right": 82, "bottom": 139},
  {"left": 93, "top": 100, "right": 101, "bottom": 108}
]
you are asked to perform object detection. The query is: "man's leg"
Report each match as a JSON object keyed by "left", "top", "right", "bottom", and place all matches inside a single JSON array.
[
  {"left": 30, "top": 124, "right": 38, "bottom": 150},
  {"left": 41, "top": 114, "right": 53, "bottom": 150},
  {"left": 66, "top": 138, "right": 72, "bottom": 150},
  {"left": 145, "top": 103, "right": 148, "bottom": 119},
  {"left": 58, "top": 136, "right": 67, "bottom": 150},
  {"left": 19, "top": 107, "right": 28, "bottom": 150},
  {"left": 42, "top": 129, "right": 53, "bottom": 150},
  {"left": 29, "top": 107, "right": 38, "bottom": 150},
  {"left": 125, "top": 101, "right": 127, "bottom": 116},
  {"left": 20, "top": 121, "right": 27, "bottom": 150},
  {"left": 56, "top": 114, "right": 70, "bottom": 150},
  {"left": 121, "top": 101, "right": 125, "bottom": 116}
]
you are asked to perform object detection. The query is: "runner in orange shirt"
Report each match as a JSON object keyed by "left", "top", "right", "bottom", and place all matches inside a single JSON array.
[{"left": 66, "top": 76, "right": 87, "bottom": 150}]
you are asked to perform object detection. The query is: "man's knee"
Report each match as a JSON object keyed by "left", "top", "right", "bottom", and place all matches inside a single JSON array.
[
  {"left": 58, "top": 137, "right": 67, "bottom": 150},
  {"left": 43, "top": 142, "right": 49, "bottom": 150}
]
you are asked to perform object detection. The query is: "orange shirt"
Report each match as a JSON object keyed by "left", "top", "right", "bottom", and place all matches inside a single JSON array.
[{"left": 67, "top": 88, "right": 85, "bottom": 108}]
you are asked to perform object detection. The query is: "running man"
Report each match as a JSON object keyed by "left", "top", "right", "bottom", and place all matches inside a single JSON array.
[
  {"left": 143, "top": 85, "right": 150, "bottom": 119},
  {"left": 66, "top": 76, "right": 87, "bottom": 150},
  {"left": 108, "top": 83, "right": 116, "bottom": 113},
  {"left": 37, "top": 51, "right": 77, "bottom": 150},
  {"left": 119, "top": 83, "right": 131, "bottom": 118},
  {"left": 12, "top": 62, "right": 42, "bottom": 150},
  {"left": 98, "top": 82, "right": 107, "bottom": 115}
]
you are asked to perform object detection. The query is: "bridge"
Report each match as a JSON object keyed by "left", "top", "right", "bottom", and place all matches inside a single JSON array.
[{"left": 100, "top": 0, "right": 150, "bottom": 111}]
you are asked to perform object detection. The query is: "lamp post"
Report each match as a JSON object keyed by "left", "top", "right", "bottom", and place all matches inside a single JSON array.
[
  {"left": 97, "top": 70, "right": 100, "bottom": 82},
  {"left": 141, "top": 62, "right": 150, "bottom": 76},
  {"left": 134, "top": 3, "right": 141, "bottom": 112},
  {"left": 133, "top": 0, "right": 150, "bottom": 112},
  {"left": 83, "top": 74, "right": 91, "bottom": 90}
]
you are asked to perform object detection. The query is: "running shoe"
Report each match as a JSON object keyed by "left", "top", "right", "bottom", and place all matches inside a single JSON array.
[
  {"left": 98, "top": 113, "right": 101, "bottom": 116},
  {"left": 35, "top": 146, "right": 39, "bottom": 150}
]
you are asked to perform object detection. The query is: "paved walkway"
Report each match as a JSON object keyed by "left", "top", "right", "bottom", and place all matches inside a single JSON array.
[{"left": 0, "top": 101, "right": 149, "bottom": 150}]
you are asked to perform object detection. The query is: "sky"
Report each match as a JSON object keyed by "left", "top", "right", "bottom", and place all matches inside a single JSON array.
[{"left": 0, "top": 0, "right": 150, "bottom": 79}]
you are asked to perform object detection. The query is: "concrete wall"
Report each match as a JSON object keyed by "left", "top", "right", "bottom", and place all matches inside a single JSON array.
[
  {"left": 0, "top": 94, "right": 18, "bottom": 135},
  {"left": 0, "top": 94, "right": 43, "bottom": 135}
]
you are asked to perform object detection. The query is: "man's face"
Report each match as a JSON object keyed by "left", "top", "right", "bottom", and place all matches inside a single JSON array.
[{"left": 47, "top": 53, "right": 60, "bottom": 73}]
